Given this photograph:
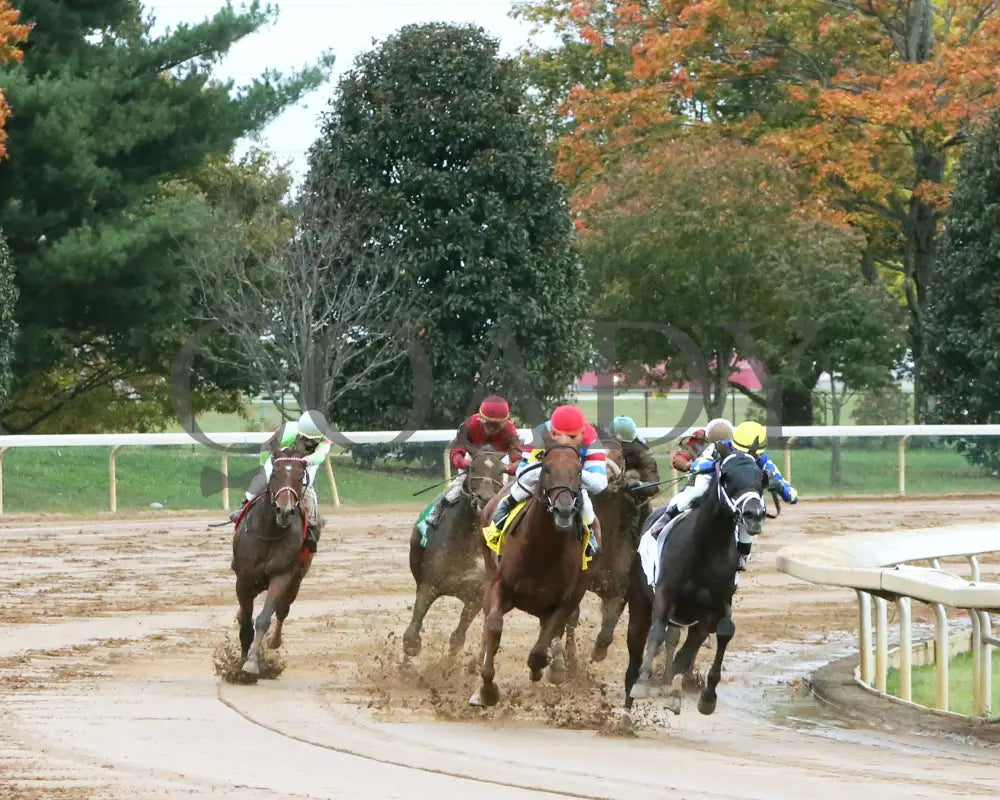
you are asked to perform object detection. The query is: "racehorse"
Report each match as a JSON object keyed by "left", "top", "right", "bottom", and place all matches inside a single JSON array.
[
  {"left": 624, "top": 447, "right": 767, "bottom": 715},
  {"left": 470, "top": 434, "right": 592, "bottom": 706},
  {"left": 232, "top": 440, "right": 318, "bottom": 677},
  {"left": 403, "top": 449, "right": 507, "bottom": 658},
  {"left": 564, "top": 444, "right": 642, "bottom": 664}
]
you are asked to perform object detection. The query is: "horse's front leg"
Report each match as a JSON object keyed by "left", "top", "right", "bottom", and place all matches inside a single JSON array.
[
  {"left": 564, "top": 604, "right": 580, "bottom": 672},
  {"left": 530, "top": 595, "right": 581, "bottom": 685},
  {"left": 236, "top": 578, "right": 256, "bottom": 661},
  {"left": 243, "top": 571, "right": 293, "bottom": 676},
  {"left": 628, "top": 585, "right": 673, "bottom": 701},
  {"left": 592, "top": 590, "right": 627, "bottom": 663},
  {"left": 269, "top": 570, "right": 305, "bottom": 650},
  {"left": 470, "top": 575, "right": 507, "bottom": 707},
  {"left": 699, "top": 614, "right": 735, "bottom": 715},
  {"left": 660, "top": 624, "right": 685, "bottom": 714}
]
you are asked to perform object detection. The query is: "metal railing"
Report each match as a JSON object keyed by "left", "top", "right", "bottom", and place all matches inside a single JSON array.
[
  {"left": 776, "top": 525, "right": 1000, "bottom": 718},
  {"left": 2, "top": 424, "right": 1000, "bottom": 514}
]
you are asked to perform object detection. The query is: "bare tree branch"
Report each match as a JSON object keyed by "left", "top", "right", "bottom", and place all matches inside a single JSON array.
[{"left": 184, "top": 171, "right": 415, "bottom": 419}]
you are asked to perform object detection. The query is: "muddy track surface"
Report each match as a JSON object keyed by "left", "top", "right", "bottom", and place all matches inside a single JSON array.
[{"left": 2, "top": 499, "right": 999, "bottom": 799}]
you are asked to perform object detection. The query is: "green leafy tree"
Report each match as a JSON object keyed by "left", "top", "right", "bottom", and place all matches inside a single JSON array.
[
  {"left": 3, "top": 150, "right": 297, "bottom": 433},
  {"left": 925, "top": 112, "right": 1000, "bottom": 471},
  {"left": 580, "top": 139, "right": 904, "bottom": 424},
  {"left": 0, "top": 0, "right": 333, "bottom": 431},
  {"left": 306, "top": 23, "right": 591, "bottom": 429}
]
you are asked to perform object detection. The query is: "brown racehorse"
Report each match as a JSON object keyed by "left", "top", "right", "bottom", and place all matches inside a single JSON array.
[
  {"left": 470, "top": 435, "right": 592, "bottom": 707},
  {"left": 232, "top": 440, "right": 318, "bottom": 677}
]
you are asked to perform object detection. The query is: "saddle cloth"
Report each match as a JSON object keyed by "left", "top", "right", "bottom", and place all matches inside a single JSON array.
[
  {"left": 638, "top": 509, "right": 691, "bottom": 587},
  {"left": 482, "top": 499, "right": 594, "bottom": 571}
]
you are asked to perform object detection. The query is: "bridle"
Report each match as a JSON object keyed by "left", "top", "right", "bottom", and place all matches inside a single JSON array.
[
  {"left": 461, "top": 452, "right": 506, "bottom": 509},
  {"left": 270, "top": 456, "right": 309, "bottom": 506},
  {"left": 538, "top": 443, "right": 583, "bottom": 519},
  {"left": 715, "top": 453, "right": 766, "bottom": 531}
]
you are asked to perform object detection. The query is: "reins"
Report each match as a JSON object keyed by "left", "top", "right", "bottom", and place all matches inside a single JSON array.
[{"left": 247, "top": 456, "right": 309, "bottom": 542}]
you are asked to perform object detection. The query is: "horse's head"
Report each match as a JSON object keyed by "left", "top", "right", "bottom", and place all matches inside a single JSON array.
[
  {"left": 539, "top": 434, "right": 583, "bottom": 530},
  {"left": 465, "top": 449, "right": 506, "bottom": 512},
  {"left": 268, "top": 440, "right": 308, "bottom": 529},
  {"left": 715, "top": 447, "right": 766, "bottom": 536}
]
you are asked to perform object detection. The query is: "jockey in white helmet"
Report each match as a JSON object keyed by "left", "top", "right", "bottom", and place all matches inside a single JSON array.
[{"left": 229, "top": 409, "right": 332, "bottom": 552}]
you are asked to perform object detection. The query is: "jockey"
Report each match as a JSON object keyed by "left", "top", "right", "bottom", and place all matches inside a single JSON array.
[
  {"left": 229, "top": 409, "right": 332, "bottom": 553},
  {"left": 645, "top": 417, "right": 734, "bottom": 542},
  {"left": 425, "top": 394, "right": 523, "bottom": 529},
  {"left": 610, "top": 415, "right": 660, "bottom": 501},
  {"left": 652, "top": 419, "right": 797, "bottom": 570},
  {"left": 668, "top": 426, "right": 710, "bottom": 475},
  {"left": 492, "top": 404, "right": 608, "bottom": 553}
]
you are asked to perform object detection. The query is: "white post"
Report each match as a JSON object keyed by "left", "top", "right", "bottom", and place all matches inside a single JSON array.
[
  {"left": 970, "top": 558, "right": 983, "bottom": 715},
  {"left": 934, "top": 603, "right": 950, "bottom": 712},
  {"left": 784, "top": 436, "right": 797, "bottom": 483},
  {"left": 971, "top": 610, "right": 984, "bottom": 715},
  {"left": 109, "top": 445, "right": 123, "bottom": 512},
  {"left": 981, "top": 611, "right": 993, "bottom": 716},
  {"left": 875, "top": 596, "right": 889, "bottom": 693},
  {"left": 221, "top": 453, "right": 230, "bottom": 512},
  {"left": 442, "top": 447, "right": 452, "bottom": 482},
  {"left": 898, "top": 597, "right": 912, "bottom": 702},
  {"left": 898, "top": 435, "right": 912, "bottom": 496},
  {"left": 0, "top": 446, "right": 9, "bottom": 516},
  {"left": 324, "top": 459, "right": 341, "bottom": 508},
  {"left": 858, "top": 590, "right": 874, "bottom": 686}
]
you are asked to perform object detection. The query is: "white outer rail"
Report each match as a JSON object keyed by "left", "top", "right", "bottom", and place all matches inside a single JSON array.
[
  {"left": 776, "top": 525, "right": 1000, "bottom": 718},
  {"left": 1, "top": 424, "right": 1000, "bottom": 514}
]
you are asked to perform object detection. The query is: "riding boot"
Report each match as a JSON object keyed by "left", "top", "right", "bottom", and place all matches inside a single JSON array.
[
  {"left": 228, "top": 499, "right": 248, "bottom": 523},
  {"left": 586, "top": 517, "right": 602, "bottom": 557},
  {"left": 652, "top": 505, "right": 680, "bottom": 539},
  {"left": 736, "top": 540, "right": 752, "bottom": 571},
  {"left": 425, "top": 498, "right": 445, "bottom": 529},
  {"left": 492, "top": 493, "right": 515, "bottom": 527},
  {"left": 304, "top": 523, "right": 319, "bottom": 553}
]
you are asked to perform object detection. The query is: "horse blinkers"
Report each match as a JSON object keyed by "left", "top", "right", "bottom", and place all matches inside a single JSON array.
[{"left": 539, "top": 445, "right": 583, "bottom": 531}]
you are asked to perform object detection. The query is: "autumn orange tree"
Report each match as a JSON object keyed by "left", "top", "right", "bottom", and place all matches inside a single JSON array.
[
  {"left": 0, "top": 0, "right": 29, "bottom": 160},
  {"left": 523, "top": 0, "right": 1000, "bottom": 417}
]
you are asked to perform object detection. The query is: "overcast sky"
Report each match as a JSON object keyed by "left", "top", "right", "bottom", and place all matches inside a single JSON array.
[{"left": 147, "top": 0, "right": 553, "bottom": 178}]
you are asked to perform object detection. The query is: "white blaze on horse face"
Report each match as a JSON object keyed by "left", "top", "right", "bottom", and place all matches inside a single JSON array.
[
  {"left": 285, "top": 465, "right": 292, "bottom": 472},
  {"left": 484, "top": 457, "right": 495, "bottom": 469}
]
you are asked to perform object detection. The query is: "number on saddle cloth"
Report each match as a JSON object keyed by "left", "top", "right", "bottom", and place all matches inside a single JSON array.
[{"left": 415, "top": 500, "right": 437, "bottom": 548}]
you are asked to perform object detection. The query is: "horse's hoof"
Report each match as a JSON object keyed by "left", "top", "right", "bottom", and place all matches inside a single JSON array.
[
  {"left": 547, "top": 666, "right": 567, "bottom": 685},
  {"left": 242, "top": 660, "right": 260, "bottom": 676},
  {"left": 629, "top": 680, "right": 650, "bottom": 700},
  {"left": 469, "top": 684, "right": 499, "bottom": 707},
  {"left": 267, "top": 635, "right": 282, "bottom": 650},
  {"left": 403, "top": 639, "right": 421, "bottom": 658},
  {"left": 529, "top": 668, "right": 543, "bottom": 682},
  {"left": 665, "top": 694, "right": 682, "bottom": 715},
  {"left": 697, "top": 695, "right": 717, "bottom": 715},
  {"left": 591, "top": 645, "right": 609, "bottom": 663}
]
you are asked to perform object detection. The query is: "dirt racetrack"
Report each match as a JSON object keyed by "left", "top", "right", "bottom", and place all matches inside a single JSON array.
[{"left": 2, "top": 498, "right": 1000, "bottom": 799}]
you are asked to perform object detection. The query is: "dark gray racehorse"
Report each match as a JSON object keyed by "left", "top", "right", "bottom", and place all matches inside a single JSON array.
[
  {"left": 624, "top": 448, "right": 767, "bottom": 715},
  {"left": 403, "top": 449, "right": 507, "bottom": 658}
]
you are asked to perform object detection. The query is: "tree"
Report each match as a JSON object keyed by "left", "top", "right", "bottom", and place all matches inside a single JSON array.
[
  {"left": 186, "top": 167, "right": 415, "bottom": 422},
  {"left": 1, "top": 151, "right": 297, "bottom": 433},
  {"left": 307, "top": 23, "right": 591, "bottom": 430},
  {"left": 0, "top": 0, "right": 29, "bottom": 159},
  {"left": 521, "top": 0, "right": 1000, "bottom": 418},
  {"left": 925, "top": 111, "right": 1000, "bottom": 471},
  {"left": 579, "top": 139, "right": 904, "bottom": 423},
  {"left": 0, "top": 0, "right": 334, "bottom": 430},
  {"left": 0, "top": 232, "right": 17, "bottom": 404}
]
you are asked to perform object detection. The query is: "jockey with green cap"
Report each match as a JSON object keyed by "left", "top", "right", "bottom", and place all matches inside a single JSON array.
[
  {"left": 610, "top": 415, "right": 660, "bottom": 502},
  {"left": 229, "top": 409, "right": 332, "bottom": 552}
]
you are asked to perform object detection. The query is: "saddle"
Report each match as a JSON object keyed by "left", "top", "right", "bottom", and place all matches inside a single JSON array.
[{"left": 482, "top": 498, "right": 596, "bottom": 571}]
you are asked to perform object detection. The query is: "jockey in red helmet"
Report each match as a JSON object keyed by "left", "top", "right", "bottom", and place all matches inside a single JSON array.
[
  {"left": 491, "top": 404, "right": 608, "bottom": 553},
  {"left": 425, "top": 395, "right": 524, "bottom": 529}
]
